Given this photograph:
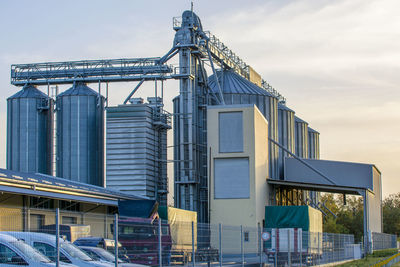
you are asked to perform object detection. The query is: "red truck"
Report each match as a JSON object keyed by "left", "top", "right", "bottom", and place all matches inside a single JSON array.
[{"left": 113, "top": 217, "right": 172, "bottom": 266}]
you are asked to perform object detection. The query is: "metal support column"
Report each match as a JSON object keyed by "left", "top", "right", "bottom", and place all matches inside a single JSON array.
[
  {"left": 192, "top": 221, "right": 195, "bottom": 267},
  {"left": 114, "top": 214, "right": 119, "bottom": 267},
  {"left": 55, "top": 208, "right": 60, "bottom": 267},
  {"left": 159, "top": 219, "right": 162, "bottom": 267},
  {"left": 241, "top": 225, "right": 244, "bottom": 266},
  {"left": 219, "top": 223, "right": 222, "bottom": 267}
]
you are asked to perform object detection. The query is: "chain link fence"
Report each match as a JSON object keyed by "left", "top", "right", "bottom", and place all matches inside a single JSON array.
[
  {"left": 0, "top": 206, "right": 396, "bottom": 266},
  {"left": 372, "top": 232, "right": 397, "bottom": 251}
]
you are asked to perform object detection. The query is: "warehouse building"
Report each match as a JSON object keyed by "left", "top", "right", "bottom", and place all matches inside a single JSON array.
[{"left": 0, "top": 167, "right": 142, "bottom": 237}]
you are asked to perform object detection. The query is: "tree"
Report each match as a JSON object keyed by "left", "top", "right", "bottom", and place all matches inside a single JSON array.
[
  {"left": 382, "top": 193, "right": 400, "bottom": 235},
  {"left": 320, "top": 193, "right": 363, "bottom": 242}
]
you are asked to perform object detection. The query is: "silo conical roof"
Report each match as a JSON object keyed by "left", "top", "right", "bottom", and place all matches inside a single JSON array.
[
  {"left": 308, "top": 127, "right": 319, "bottom": 134},
  {"left": 58, "top": 83, "right": 98, "bottom": 97},
  {"left": 208, "top": 70, "right": 275, "bottom": 97},
  {"left": 278, "top": 103, "right": 295, "bottom": 112},
  {"left": 8, "top": 84, "right": 48, "bottom": 99}
]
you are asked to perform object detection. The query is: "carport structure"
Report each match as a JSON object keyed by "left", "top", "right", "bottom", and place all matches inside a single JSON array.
[{"left": 268, "top": 157, "right": 382, "bottom": 254}]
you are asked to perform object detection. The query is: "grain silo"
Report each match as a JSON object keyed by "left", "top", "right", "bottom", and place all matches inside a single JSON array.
[
  {"left": 308, "top": 127, "right": 320, "bottom": 159},
  {"left": 294, "top": 116, "right": 309, "bottom": 158},
  {"left": 208, "top": 70, "right": 279, "bottom": 179},
  {"left": 277, "top": 103, "right": 295, "bottom": 179},
  {"left": 56, "top": 83, "right": 105, "bottom": 186},
  {"left": 7, "top": 85, "right": 53, "bottom": 175},
  {"left": 106, "top": 97, "right": 170, "bottom": 205}
]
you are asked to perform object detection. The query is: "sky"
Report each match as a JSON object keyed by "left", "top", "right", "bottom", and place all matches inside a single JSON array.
[{"left": 0, "top": 0, "right": 399, "bottom": 198}]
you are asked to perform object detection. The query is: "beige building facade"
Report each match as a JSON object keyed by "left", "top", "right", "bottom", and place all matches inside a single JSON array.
[{"left": 208, "top": 104, "right": 269, "bottom": 229}]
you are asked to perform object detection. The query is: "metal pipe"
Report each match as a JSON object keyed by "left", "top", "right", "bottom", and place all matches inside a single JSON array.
[
  {"left": 206, "top": 42, "right": 225, "bottom": 105},
  {"left": 55, "top": 208, "right": 60, "bottom": 267},
  {"left": 114, "top": 213, "right": 119, "bottom": 267},
  {"left": 123, "top": 79, "right": 145, "bottom": 104}
]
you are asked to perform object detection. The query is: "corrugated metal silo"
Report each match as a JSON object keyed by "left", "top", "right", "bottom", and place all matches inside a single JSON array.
[
  {"left": 277, "top": 103, "right": 295, "bottom": 179},
  {"left": 294, "top": 116, "right": 309, "bottom": 158},
  {"left": 308, "top": 127, "right": 320, "bottom": 159},
  {"left": 56, "top": 83, "right": 105, "bottom": 186},
  {"left": 7, "top": 85, "right": 53, "bottom": 175},
  {"left": 208, "top": 70, "right": 279, "bottom": 179},
  {"left": 106, "top": 97, "right": 170, "bottom": 205}
]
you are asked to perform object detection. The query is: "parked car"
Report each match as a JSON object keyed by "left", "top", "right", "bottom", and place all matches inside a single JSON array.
[
  {"left": 3, "top": 232, "right": 113, "bottom": 267},
  {"left": 74, "top": 237, "right": 129, "bottom": 261},
  {"left": 79, "top": 246, "right": 147, "bottom": 267},
  {"left": 0, "top": 233, "right": 76, "bottom": 267}
]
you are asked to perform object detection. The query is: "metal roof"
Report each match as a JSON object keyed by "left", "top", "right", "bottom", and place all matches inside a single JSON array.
[
  {"left": 58, "top": 83, "right": 99, "bottom": 97},
  {"left": 294, "top": 116, "right": 308, "bottom": 124},
  {"left": 0, "top": 168, "right": 145, "bottom": 206},
  {"left": 8, "top": 84, "right": 48, "bottom": 99},
  {"left": 284, "top": 158, "right": 378, "bottom": 192},
  {"left": 308, "top": 127, "right": 320, "bottom": 134},
  {"left": 208, "top": 70, "right": 275, "bottom": 97},
  {"left": 278, "top": 103, "right": 295, "bottom": 112}
]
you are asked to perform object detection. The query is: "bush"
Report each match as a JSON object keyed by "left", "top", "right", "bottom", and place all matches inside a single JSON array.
[{"left": 370, "top": 248, "right": 398, "bottom": 257}]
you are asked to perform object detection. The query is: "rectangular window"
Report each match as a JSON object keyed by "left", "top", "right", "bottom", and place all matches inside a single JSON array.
[
  {"left": 59, "top": 200, "right": 80, "bottom": 212},
  {"left": 62, "top": 216, "right": 77, "bottom": 224},
  {"left": 30, "top": 214, "right": 45, "bottom": 231},
  {"left": 29, "top": 197, "right": 54, "bottom": 210},
  {"left": 219, "top": 112, "right": 243, "bottom": 153},
  {"left": 214, "top": 158, "right": 250, "bottom": 199}
]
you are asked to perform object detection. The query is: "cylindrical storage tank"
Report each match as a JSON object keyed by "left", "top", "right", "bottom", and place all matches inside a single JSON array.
[
  {"left": 7, "top": 85, "right": 53, "bottom": 174},
  {"left": 56, "top": 83, "right": 105, "bottom": 186},
  {"left": 294, "top": 116, "right": 309, "bottom": 158},
  {"left": 208, "top": 70, "right": 279, "bottom": 179},
  {"left": 277, "top": 103, "right": 295, "bottom": 179},
  {"left": 308, "top": 127, "right": 320, "bottom": 159}
]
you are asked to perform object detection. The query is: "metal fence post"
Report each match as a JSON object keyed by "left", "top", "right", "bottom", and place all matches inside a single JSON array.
[
  {"left": 299, "top": 230, "right": 302, "bottom": 267},
  {"left": 219, "top": 223, "right": 222, "bottom": 267},
  {"left": 55, "top": 208, "right": 60, "bottom": 267},
  {"left": 259, "top": 223, "right": 262, "bottom": 267},
  {"left": 159, "top": 219, "right": 162, "bottom": 267},
  {"left": 192, "top": 221, "right": 195, "bottom": 267},
  {"left": 114, "top": 214, "right": 119, "bottom": 267},
  {"left": 240, "top": 225, "right": 244, "bottom": 266},
  {"left": 274, "top": 229, "right": 278, "bottom": 267},
  {"left": 318, "top": 232, "right": 320, "bottom": 266},
  {"left": 288, "top": 229, "right": 291, "bottom": 267}
]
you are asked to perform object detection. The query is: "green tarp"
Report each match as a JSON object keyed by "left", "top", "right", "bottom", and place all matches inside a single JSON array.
[{"left": 265, "top": 205, "right": 322, "bottom": 232}]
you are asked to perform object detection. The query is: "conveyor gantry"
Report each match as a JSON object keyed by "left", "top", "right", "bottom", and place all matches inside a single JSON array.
[{"left": 11, "top": 57, "right": 174, "bottom": 86}]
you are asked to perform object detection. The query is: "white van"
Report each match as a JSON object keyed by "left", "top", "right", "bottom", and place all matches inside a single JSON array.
[
  {"left": 0, "top": 233, "right": 76, "bottom": 267},
  {"left": 3, "top": 232, "right": 113, "bottom": 267}
]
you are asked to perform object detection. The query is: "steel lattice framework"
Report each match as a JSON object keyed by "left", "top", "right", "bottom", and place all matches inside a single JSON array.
[{"left": 11, "top": 58, "right": 174, "bottom": 86}]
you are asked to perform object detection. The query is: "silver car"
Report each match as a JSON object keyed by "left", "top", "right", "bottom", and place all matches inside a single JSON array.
[
  {"left": 3, "top": 232, "right": 113, "bottom": 267},
  {"left": 79, "top": 246, "right": 147, "bottom": 267},
  {"left": 0, "top": 233, "right": 76, "bottom": 267}
]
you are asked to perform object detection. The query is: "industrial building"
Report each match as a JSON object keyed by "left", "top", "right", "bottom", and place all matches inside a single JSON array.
[{"left": 4, "top": 9, "right": 383, "bottom": 254}]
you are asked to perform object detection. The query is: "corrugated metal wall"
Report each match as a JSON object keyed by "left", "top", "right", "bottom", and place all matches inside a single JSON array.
[
  {"left": 7, "top": 85, "right": 53, "bottom": 175},
  {"left": 56, "top": 83, "right": 105, "bottom": 186},
  {"left": 294, "top": 116, "right": 309, "bottom": 158},
  {"left": 277, "top": 104, "right": 295, "bottom": 180},
  {"left": 106, "top": 100, "right": 169, "bottom": 205},
  {"left": 308, "top": 127, "right": 320, "bottom": 159}
]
